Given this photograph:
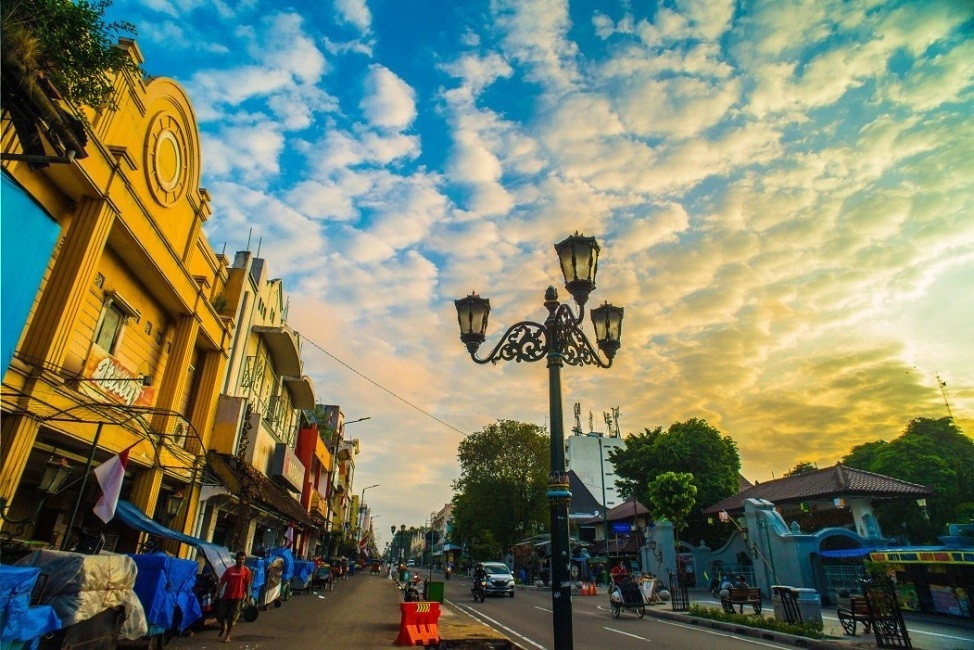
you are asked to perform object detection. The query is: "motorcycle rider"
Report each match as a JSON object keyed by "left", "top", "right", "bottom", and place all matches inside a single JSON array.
[
  {"left": 473, "top": 562, "right": 488, "bottom": 600},
  {"left": 445, "top": 563, "right": 452, "bottom": 580},
  {"left": 474, "top": 562, "right": 487, "bottom": 582}
]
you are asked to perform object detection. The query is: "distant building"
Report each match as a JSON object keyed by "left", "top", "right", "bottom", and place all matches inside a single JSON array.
[{"left": 564, "top": 404, "right": 625, "bottom": 509}]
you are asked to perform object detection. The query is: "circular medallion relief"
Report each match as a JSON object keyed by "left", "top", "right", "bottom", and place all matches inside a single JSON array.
[{"left": 145, "top": 114, "right": 188, "bottom": 206}]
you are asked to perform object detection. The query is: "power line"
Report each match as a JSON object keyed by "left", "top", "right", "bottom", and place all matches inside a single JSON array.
[{"left": 303, "top": 337, "right": 470, "bottom": 437}]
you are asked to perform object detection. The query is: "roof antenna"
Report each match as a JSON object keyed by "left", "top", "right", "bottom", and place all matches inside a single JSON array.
[
  {"left": 937, "top": 373, "right": 953, "bottom": 419},
  {"left": 246, "top": 227, "right": 253, "bottom": 252}
]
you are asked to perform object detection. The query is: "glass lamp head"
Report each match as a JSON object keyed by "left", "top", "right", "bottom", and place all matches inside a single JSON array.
[{"left": 554, "top": 233, "right": 600, "bottom": 307}]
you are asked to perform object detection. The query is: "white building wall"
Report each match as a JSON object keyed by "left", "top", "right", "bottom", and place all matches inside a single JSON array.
[{"left": 565, "top": 432, "right": 625, "bottom": 508}]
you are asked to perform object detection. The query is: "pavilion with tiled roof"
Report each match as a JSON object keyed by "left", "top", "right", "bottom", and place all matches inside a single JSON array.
[{"left": 704, "top": 464, "right": 932, "bottom": 534}]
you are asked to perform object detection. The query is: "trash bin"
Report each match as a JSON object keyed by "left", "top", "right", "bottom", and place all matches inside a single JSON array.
[
  {"left": 795, "top": 588, "right": 823, "bottom": 625},
  {"left": 426, "top": 580, "right": 445, "bottom": 603},
  {"left": 771, "top": 586, "right": 802, "bottom": 623},
  {"left": 771, "top": 585, "right": 786, "bottom": 620}
]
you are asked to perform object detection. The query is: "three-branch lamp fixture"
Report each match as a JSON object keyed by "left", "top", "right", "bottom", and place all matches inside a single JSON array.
[
  {"left": 454, "top": 232, "right": 624, "bottom": 650},
  {"left": 0, "top": 456, "right": 74, "bottom": 524},
  {"left": 455, "top": 233, "right": 624, "bottom": 362}
]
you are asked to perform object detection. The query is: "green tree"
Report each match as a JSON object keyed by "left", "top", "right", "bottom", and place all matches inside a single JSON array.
[
  {"left": 451, "top": 420, "right": 550, "bottom": 556},
  {"left": 609, "top": 418, "right": 740, "bottom": 546},
  {"left": 842, "top": 417, "right": 974, "bottom": 543},
  {"left": 2, "top": 0, "right": 139, "bottom": 112},
  {"left": 784, "top": 461, "right": 818, "bottom": 477},
  {"left": 646, "top": 472, "right": 697, "bottom": 545}
]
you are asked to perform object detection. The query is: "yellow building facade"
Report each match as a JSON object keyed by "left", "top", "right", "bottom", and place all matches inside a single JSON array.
[{"left": 1, "top": 40, "right": 233, "bottom": 555}]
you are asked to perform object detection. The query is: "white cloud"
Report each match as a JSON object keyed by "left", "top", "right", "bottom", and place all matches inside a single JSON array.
[
  {"left": 360, "top": 65, "right": 418, "bottom": 131},
  {"left": 334, "top": 0, "right": 372, "bottom": 33}
]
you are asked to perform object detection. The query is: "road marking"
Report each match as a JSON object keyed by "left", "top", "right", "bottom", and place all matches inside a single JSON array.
[
  {"left": 603, "top": 626, "right": 651, "bottom": 642},
  {"left": 534, "top": 605, "right": 552, "bottom": 613},
  {"left": 649, "top": 618, "right": 790, "bottom": 648},
  {"left": 446, "top": 599, "right": 547, "bottom": 650}
]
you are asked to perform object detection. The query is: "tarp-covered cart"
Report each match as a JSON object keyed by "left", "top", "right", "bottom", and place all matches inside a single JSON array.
[
  {"left": 112, "top": 501, "right": 235, "bottom": 630},
  {"left": 14, "top": 549, "right": 148, "bottom": 650},
  {"left": 0, "top": 564, "right": 62, "bottom": 650},
  {"left": 289, "top": 561, "right": 316, "bottom": 596},
  {"left": 127, "top": 554, "right": 202, "bottom": 648}
]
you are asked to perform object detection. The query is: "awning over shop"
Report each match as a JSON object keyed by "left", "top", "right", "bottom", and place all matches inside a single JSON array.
[
  {"left": 113, "top": 500, "right": 234, "bottom": 577},
  {"left": 207, "top": 452, "right": 318, "bottom": 528},
  {"left": 819, "top": 547, "right": 878, "bottom": 558}
]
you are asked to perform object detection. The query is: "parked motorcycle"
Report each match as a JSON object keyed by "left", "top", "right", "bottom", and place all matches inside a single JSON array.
[
  {"left": 472, "top": 576, "right": 487, "bottom": 602},
  {"left": 402, "top": 581, "right": 421, "bottom": 602},
  {"left": 402, "top": 574, "right": 422, "bottom": 602}
]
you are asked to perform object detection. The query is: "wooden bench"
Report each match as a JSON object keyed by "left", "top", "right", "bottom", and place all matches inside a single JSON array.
[
  {"left": 837, "top": 596, "right": 872, "bottom": 636},
  {"left": 720, "top": 587, "right": 762, "bottom": 614}
]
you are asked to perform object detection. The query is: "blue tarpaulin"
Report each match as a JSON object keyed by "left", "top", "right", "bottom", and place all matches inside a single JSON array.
[
  {"left": 243, "top": 559, "right": 266, "bottom": 603},
  {"left": 128, "top": 554, "right": 202, "bottom": 634},
  {"left": 293, "top": 561, "right": 315, "bottom": 584},
  {"left": 113, "top": 500, "right": 234, "bottom": 579},
  {"left": 0, "top": 565, "right": 61, "bottom": 650},
  {"left": 268, "top": 548, "right": 295, "bottom": 582},
  {"left": 819, "top": 548, "right": 879, "bottom": 558}
]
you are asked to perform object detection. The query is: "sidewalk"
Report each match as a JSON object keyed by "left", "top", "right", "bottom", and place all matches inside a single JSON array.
[{"left": 639, "top": 587, "right": 974, "bottom": 650}]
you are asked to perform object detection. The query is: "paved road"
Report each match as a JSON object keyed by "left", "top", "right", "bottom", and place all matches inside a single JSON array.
[{"left": 164, "top": 569, "right": 973, "bottom": 650}]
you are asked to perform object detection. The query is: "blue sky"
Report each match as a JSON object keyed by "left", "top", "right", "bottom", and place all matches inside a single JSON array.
[{"left": 111, "top": 0, "right": 974, "bottom": 546}]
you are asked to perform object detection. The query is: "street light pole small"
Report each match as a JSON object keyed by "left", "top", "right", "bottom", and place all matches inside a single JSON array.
[{"left": 455, "top": 233, "right": 624, "bottom": 650}]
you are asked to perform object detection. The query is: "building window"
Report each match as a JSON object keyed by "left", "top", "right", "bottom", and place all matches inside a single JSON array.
[{"left": 94, "top": 303, "right": 126, "bottom": 353}]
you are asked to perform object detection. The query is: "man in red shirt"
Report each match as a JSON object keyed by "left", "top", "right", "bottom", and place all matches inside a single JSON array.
[
  {"left": 216, "top": 552, "right": 252, "bottom": 642},
  {"left": 610, "top": 560, "right": 629, "bottom": 585}
]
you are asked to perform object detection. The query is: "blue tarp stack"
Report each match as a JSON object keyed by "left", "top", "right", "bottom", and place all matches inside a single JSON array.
[
  {"left": 0, "top": 565, "right": 61, "bottom": 650},
  {"left": 268, "top": 548, "right": 294, "bottom": 583},
  {"left": 244, "top": 558, "right": 266, "bottom": 603},
  {"left": 128, "top": 554, "right": 202, "bottom": 634}
]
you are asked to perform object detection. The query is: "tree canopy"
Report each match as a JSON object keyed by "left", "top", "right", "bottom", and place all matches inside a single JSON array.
[
  {"left": 2, "top": 0, "right": 139, "bottom": 112},
  {"left": 842, "top": 417, "right": 974, "bottom": 543},
  {"left": 784, "top": 461, "right": 819, "bottom": 477},
  {"left": 646, "top": 472, "right": 697, "bottom": 541},
  {"left": 609, "top": 418, "right": 739, "bottom": 546},
  {"left": 451, "top": 419, "right": 550, "bottom": 559}
]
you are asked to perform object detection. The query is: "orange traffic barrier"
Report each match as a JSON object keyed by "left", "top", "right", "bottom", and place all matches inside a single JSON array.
[
  {"left": 579, "top": 582, "right": 597, "bottom": 595},
  {"left": 396, "top": 601, "right": 441, "bottom": 646}
]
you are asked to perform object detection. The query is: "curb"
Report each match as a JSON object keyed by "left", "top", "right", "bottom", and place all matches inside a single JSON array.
[{"left": 646, "top": 608, "right": 872, "bottom": 649}]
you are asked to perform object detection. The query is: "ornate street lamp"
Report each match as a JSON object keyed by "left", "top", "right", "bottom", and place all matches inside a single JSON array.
[
  {"left": 165, "top": 490, "right": 186, "bottom": 519},
  {"left": 0, "top": 456, "right": 74, "bottom": 525},
  {"left": 454, "top": 232, "right": 624, "bottom": 650}
]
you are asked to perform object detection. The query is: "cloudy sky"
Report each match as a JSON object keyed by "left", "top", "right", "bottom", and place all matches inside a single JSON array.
[{"left": 112, "top": 0, "right": 973, "bottom": 548}]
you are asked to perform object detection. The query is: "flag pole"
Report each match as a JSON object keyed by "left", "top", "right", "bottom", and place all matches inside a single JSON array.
[{"left": 62, "top": 422, "right": 102, "bottom": 550}]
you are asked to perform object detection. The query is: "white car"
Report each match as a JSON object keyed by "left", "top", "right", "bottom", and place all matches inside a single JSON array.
[{"left": 482, "top": 562, "right": 515, "bottom": 598}]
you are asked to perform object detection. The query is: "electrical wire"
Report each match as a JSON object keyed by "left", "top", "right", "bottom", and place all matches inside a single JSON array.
[{"left": 302, "top": 337, "right": 471, "bottom": 437}]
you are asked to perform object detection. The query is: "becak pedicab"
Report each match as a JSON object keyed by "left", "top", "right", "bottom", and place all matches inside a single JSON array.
[{"left": 608, "top": 574, "right": 646, "bottom": 618}]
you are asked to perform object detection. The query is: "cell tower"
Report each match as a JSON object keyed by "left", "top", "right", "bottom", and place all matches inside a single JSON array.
[{"left": 936, "top": 373, "right": 953, "bottom": 419}]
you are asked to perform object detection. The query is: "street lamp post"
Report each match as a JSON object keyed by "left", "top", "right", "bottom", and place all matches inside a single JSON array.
[
  {"left": 324, "top": 415, "right": 371, "bottom": 555},
  {"left": 455, "top": 232, "right": 624, "bottom": 650},
  {"left": 358, "top": 483, "right": 379, "bottom": 537}
]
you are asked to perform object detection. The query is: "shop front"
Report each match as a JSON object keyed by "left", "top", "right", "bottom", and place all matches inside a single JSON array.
[{"left": 869, "top": 549, "right": 973, "bottom": 619}]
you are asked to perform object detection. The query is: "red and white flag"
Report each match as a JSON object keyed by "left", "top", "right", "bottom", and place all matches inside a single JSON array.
[
  {"left": 283, "top": 522, "right": 295, "bottom": 549},
  {"left": 92, "top": 443, "right": 137, "bottom": 523}
]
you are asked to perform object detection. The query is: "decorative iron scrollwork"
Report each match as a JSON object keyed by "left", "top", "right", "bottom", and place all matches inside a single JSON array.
[{"left": 471, "top": 321, "right": 548, "bottom": 364}]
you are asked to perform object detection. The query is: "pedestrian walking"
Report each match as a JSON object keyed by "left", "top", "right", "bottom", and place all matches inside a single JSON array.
[{"left": 215, "top": 551, "right": 252, "bottom": 643}]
